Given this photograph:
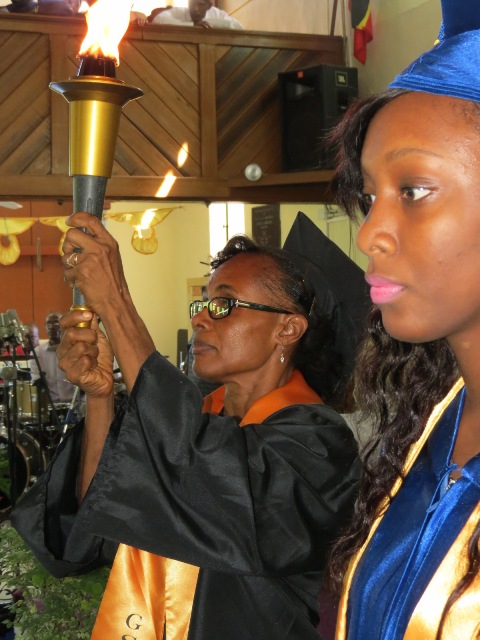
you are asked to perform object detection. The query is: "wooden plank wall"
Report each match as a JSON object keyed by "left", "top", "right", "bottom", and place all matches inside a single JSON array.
[
  {"left": 0, "top": 15, "right": 344, "bottom": 201},
  {"left": 215, "top": 44, "right": 339, "bottom": 177}
]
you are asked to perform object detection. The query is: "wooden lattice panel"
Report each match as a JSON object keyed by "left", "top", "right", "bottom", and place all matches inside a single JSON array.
[
  {"left": 0, "top": 17, "right": 344, "bottom": 200},
  {"left": 0, "top": 31, "right": 51, "bottom": 175},
  {"left": 117, "top": 40, "right": 201, "bottom": 177}
]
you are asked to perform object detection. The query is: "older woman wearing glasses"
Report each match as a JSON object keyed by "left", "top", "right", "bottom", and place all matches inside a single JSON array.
[{"left": 12, "top": 212, "right": 369, "bottom": 640}]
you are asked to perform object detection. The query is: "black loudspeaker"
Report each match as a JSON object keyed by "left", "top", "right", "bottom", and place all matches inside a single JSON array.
[{"left": 279, "top": 64, "right": 358, "bottom": 171}]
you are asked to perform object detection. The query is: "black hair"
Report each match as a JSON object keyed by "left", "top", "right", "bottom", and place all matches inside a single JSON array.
[
  {"left": 329, "top": 88, "right": 409, "bottom": 220},
  {"left": 210, "top": 235, "right": 339, "bottom": 405}
]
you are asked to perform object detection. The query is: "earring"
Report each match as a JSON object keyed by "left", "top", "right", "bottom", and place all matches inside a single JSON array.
[{"left": 280, "top": 345, "right": 285, "bottom": 364}]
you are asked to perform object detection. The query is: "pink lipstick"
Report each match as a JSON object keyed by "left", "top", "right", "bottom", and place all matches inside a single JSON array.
[{"left": 365, "top": 275, "right": 405, "bottom": 305}]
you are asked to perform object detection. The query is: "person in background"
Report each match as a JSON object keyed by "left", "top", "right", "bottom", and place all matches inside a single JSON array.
[
  {"left": 29, "top": 312, "right": 75, "bottom": 404},
  {"left": 327, "top": 1, "right": 480, "bottom": 638},
  {"left": 23, "top": 322, "right": 39, "bottom": 356},
  {"left": 130, "top": 5, "right": 166, "bottom": 26},
  {"left": 1, "top": 0, "right": 35, "bottom": 12},
  {"left": 1, "top": 0, "right": 82, "bottom": 14},
  {"left": 12, "top": 212, "right": 369, "bottom": 640},
  {"left": 148, "top": 0, "right": 243, "bottom": 29},
  {"left": 36, "top": 0, "right": 81, "bottom": 15}
]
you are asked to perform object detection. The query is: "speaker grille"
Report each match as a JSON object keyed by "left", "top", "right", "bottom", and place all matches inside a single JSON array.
[{"left": 279, "top": 65, "right": 358, "bottom": 171}]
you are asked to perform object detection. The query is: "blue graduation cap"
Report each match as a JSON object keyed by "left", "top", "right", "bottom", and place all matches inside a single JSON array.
[{"left": 389, "top": 0, "right": 480, "bottom": 102}]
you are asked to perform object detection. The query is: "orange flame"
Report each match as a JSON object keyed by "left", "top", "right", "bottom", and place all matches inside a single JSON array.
[{"left": 79, "top": 0, "right": 132, "bottom": 64}]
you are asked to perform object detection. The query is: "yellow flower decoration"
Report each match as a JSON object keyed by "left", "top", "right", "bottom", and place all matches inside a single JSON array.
[
  {"left": 131, "top": 226, "right": 158, "bottom": 254},
  {"left": 104, "top": 207, "right": 179, "bottom": 255},
  {"left": 0, "top": 218, "right": 36, "bottom": 265},
  {"left": 38, "top": 216, "right": 70, "bottom": 255}
]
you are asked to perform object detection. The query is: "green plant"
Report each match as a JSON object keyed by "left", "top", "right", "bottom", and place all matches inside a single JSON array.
[
  {"left": 0, "top": 523, "right": 110, "bottom": 639},
  {"left": 0, "top": 439, "right": 11, "bottom": 500}
]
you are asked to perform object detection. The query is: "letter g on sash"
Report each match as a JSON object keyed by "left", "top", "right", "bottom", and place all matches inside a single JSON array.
[
  {"left": 122, "top": 613, "right": 143, "bottom": 637},
  {"left": 126, "top": 614, "right": 143, "bottom": 630}
]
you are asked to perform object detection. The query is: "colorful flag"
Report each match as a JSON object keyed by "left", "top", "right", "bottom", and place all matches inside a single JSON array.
[{"left": 349, "top": 0, "right": 373, "bottom": 64}]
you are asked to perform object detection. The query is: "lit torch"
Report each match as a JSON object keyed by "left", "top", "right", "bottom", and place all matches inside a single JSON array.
[{"left": 50, "top": 0, "right": 143, "bottom": 323}]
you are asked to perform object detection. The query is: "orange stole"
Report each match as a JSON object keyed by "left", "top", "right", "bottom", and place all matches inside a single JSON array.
[
  {"left": 92, "top": 548, "right": 199, "bottom": 640},
  {"left": 203, "top": 369, "right": 322, "bottom": 427},
  {"left": 92, "top": 370, "right": 321, "bottom": 639}
]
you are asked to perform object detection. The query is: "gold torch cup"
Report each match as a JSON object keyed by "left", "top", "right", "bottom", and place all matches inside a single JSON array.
[{"left": 50, "top": 62, "right": 143, "bottom": 324}]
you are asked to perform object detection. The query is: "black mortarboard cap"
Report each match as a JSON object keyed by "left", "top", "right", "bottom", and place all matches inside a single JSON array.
[{"left": 283, "top": 212, "right": 371, "bottom": 406}]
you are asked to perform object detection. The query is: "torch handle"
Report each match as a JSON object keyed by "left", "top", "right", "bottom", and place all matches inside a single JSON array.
[{"left": 72, "top": 174, "right": 108, "bottom": 327}]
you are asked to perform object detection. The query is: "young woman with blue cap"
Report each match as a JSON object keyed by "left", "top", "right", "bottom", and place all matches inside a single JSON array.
[{"left": 328, "top": 1, "right": 480, "bottom": 638}]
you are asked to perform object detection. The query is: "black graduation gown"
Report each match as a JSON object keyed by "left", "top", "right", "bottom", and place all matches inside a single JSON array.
[{"left": 12, "top": 352, "right": 360, "bottom": 639}]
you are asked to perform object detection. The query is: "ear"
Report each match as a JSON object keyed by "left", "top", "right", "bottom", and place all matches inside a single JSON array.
[{"left": 277, "top": 315, "right": 308, "bottom": 347}]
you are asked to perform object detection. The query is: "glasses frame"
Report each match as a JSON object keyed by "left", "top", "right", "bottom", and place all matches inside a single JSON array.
[{"left": 189, "top": 296, "right": 296, "bottom": 320}]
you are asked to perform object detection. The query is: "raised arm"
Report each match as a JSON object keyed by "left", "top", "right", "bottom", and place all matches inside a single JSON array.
[
  {"left": 60, "top": 213, "right": 157, "bottom": 499},
  {"left": 57, "top": 312, "right": 115, "bottom": 501},
  {"left": 61, "top": 212, "right": 156, "bottom": 393}
]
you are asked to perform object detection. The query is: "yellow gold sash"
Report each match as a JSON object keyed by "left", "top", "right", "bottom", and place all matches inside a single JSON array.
[
  {"left": 91, "top": 547, "right": 199, "bottom": 640},
  {"left": 405, "top": 502, "right": 480, "bottom": 639},
  {"left": 335, "top": 378, "right": 465, "bottom": 640}
]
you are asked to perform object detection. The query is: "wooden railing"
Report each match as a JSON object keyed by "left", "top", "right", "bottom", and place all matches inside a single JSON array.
[{"left": 0, "top": 13, "right": 344, "bottom": 203}]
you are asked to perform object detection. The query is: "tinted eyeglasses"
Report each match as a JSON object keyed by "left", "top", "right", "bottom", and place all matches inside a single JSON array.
[{"left": 189, "top": 297, "right": 296, "bottom": 320}]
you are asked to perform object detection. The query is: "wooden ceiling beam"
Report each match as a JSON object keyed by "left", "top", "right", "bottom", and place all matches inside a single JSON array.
[{"left": 0, "top": 172, "right": 334, "bottom": 203}]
